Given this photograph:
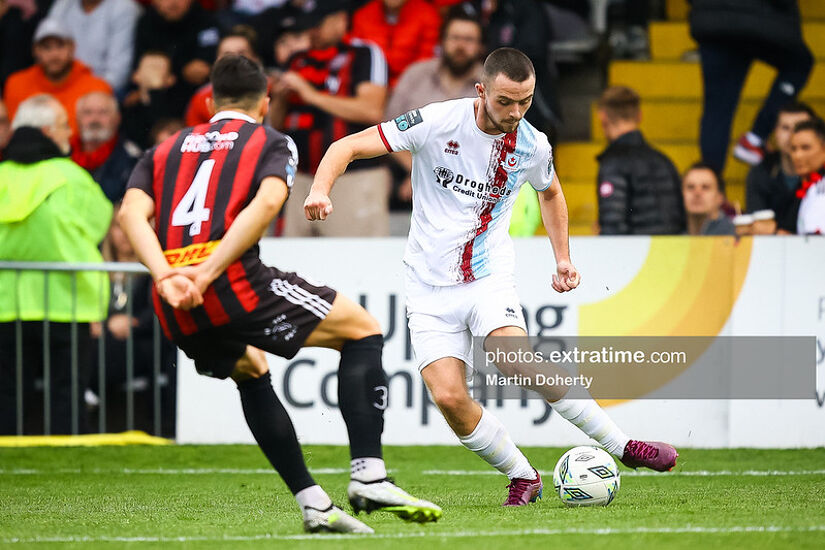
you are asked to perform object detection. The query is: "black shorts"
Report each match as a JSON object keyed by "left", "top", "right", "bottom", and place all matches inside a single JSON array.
[{"left": 174, "top": 268, "right": 337, "bottom": 379}]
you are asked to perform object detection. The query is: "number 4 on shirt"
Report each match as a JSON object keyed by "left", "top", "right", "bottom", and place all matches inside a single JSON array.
[{"left": 172, "top": 159, "right": 214, "bottom": 237}]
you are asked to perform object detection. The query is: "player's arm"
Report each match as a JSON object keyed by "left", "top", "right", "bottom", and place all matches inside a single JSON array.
[
  {"left": 304, "top": 126, "right": 391, "bottom": 220},
  {"left": 119, "top": 188, "right": 203, "bottom": 310},
  {"left": 537, "top": 173, "right": 580, "bottom": 293},
  {"left": 281, "top": 72, "right": 387, "bottom": 125},
  {"left": 182, "top": 177, "right": 289, "bottom": 294}
]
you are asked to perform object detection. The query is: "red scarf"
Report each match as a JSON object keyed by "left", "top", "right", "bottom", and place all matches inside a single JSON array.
[
  {"left": 70, "top": 134, "right": 118, "bottom": 172},
  {"left": 797, "top": 168, "right": 825, "bottom": 199}
]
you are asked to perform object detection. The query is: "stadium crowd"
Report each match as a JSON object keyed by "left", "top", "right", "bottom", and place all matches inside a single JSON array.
[{"left": 1, "top": 0, "right": 824, "bottom": 435}]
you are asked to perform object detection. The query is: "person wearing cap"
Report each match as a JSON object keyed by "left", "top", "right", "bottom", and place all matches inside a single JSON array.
[
  {"left": 271, "top": 1, "right": 392, "bottom": 237},
  {"left": 3, "top": 19, "right": 112, "bottom": 136},
  {"left": 682, "top": 162, "right": 736, "bottom": 236},
  {"left": 46, "top": 0, "right": 140, "bottom": 95}
]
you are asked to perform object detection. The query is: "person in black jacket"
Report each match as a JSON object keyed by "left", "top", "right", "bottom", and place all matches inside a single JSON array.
[
  {"left": 689, "top": 0, "right": 813, "bottom": 172},
  {"left": 596, "top": 86, "right": 685, "bottom": 235}
]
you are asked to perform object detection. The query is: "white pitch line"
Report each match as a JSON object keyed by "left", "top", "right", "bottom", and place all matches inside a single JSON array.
[
  {"left": 422, "top": 469, "right": 825, "bottom": 477},
  {"left": 1, "top": 468, "right": 824, "bottom": 477},
  {"left": 2, "top": 525, "right": 825, "bottom": 544}
]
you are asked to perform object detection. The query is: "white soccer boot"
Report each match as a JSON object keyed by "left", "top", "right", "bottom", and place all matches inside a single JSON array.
[
  {"left": 348, "top": 477, "right": 443, "bottom": 523},
  {"left": 302, "top": 504, "right": 375, "bottom": 534}
]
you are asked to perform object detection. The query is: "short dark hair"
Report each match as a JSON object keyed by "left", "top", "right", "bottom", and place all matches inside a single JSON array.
[
  {"left": 211, "top": 54, "right": 268, "bottom": 109},
  {"left": 598, "top": 86, "right": 640, "bottom": 122},
  {"left": 778, "top": 100, "right": 816, "bottom": 119},
  {"left": 482, "top": 47, "right": 534, "bottom": 84},
  {"left": 684, "top": 161, "right": 726, "bottom": 195},
  {"left": 792, "top": 117, "right": 825, "bottom": 143},
  {"left": 440, "top": 3, "right": 483, "bottom": 42}
]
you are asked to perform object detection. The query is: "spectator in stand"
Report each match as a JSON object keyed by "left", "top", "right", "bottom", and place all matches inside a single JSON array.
[
  {"left": 682, "top": 162, "right": 736, "bottom": 236},
  {"left": 133, "top": 0, "right": 221, "bottom": 98},
  {"left": 185, "top": 25, "right": 261, "bottom": 127},
  {"left": 790, "top": 118, "right": 825, "bottom": 235},
  {"left": 596, "top": 86, "right": 685, "bottom": 235},
  {"left": 47, "top": 0, "right": 141, "bottom": 95},
  {"left": 271, "top": 1, "right": 391, "bottom": 237},
  {"left": 351, "top": 0, "right": 440, "bottom": 89},
  {"left": 385, "top": 3, "right": 484, "bottom": 202},
  {"left": 72, "top": 91, "right": 142, "bottom": 203},
  {"left": 3, "top": 19, "right": 112, "bottom": 136},
  {"left": 0, "top": 99, "right": 10, "bottom": 153},
  {"left": 0, "top": 0, "right": 38, "bottom": 90},
  {"left": 0, "top": 94, "right": 111, "bottom": 435},
  {"left": 484, "top": 0, "right": 560, "bottom": 133},
  {"left": 271, "top": 11, "right": 313, "bottom": 69},
  {"left": 689, "top": 0, "right": 813, "bottom": 172},
  {"left": 746, "top": 101, "right": 814, "bottom": 233},
  {"left": 122, "top": 51, "right": 187, "bottom": 149}
]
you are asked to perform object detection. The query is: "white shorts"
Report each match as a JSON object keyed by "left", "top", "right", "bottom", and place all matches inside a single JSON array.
[{"left": 405, "top": 269, "right": 527, "bottom": 374}]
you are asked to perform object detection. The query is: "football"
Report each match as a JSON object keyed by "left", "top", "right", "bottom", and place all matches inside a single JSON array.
[{"left": 552, "top": 446, "right": 621, "bottom": 507}]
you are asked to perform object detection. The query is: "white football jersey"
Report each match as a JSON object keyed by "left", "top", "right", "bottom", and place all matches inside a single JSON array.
[
  {"left": 797, "top": 180, "right": 825, "bottom": 235},
  {"left": 378, "top": 97, "right": 556, "bottom": 286}
]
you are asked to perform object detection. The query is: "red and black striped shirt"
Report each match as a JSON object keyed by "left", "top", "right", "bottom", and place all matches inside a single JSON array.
[{"left": 126, "top": 111, "right": 297, "bottom": 339}]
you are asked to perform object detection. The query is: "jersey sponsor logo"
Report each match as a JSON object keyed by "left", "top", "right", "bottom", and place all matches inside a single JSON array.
[
  {"left": 180, "top": 130, "right": 240, "bottom": 153},
  {"left": 433, "top": 166, "right": 514, "bottom": 202},
  {"left": 599, "top": 181, "right": 615, "bottom": 198},
  {"left": 444, "top": 140, "right": 460, "bottom": 155},
  {"left": 502, "top": 152, "right": 520, "bottom": 171},
  {"left": 163, "top": 240, "right": 220, "bottom": 267},
  {"left": 433, "top": 166, "right": 455, "bottom": 187},
  {"left": 394, "top": 109, "right": 423, "bottom": 131}
]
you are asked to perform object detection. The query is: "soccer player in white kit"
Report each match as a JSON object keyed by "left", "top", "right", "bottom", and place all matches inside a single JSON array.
[{"left": 304, "top": 48, "right": 678, "bottom": 506}]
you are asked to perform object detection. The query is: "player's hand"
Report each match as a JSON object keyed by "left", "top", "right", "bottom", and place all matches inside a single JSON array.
[
  {"left": 175, "top": 265, "right": 215, "bottom": 297},
  {"left": 156, "top": 272, "right": 203, "bottom": 310},
  {"left": 304, "top": 191, "right": 333, "bottom": 221},
  {"left": 280, "top": 71, "right": 316, "bottom": 102},
  {"left": 552, "top": 261, "right": 580, "bottom": 293}
]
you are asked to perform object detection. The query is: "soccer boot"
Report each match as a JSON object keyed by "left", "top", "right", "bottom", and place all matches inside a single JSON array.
[
  {"left": 620, "top": 440, "right": 678, "bottom": 472},
  {"left": 348, "top": 477, "right": 443, "bottom": 523},
  {"left": 302, "top": 504, "right": 374, "bottom": 534},
  {"left": 503, "top": 468, "right": 543, "bottom": 506}
]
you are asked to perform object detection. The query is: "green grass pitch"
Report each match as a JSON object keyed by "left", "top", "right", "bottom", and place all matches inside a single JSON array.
[{"left": 1, "top": 445, "right": 824, "bottom": 549}]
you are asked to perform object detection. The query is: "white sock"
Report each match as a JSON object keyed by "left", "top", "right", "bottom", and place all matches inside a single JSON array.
[
  {"left": 458, "top": 407, "right": 535, "bottom": 480},
  {"left": 295, "top": 485, "right": 332, "bottom": 511},
  {"left": 552, "top": 398, "right": 630, "bottom": 457},
  {"left": 350, "top": 457, "right": 387, "bottom": 482},
  {"left": 745, "top": 132, "right": 763, "bottom": 147}
]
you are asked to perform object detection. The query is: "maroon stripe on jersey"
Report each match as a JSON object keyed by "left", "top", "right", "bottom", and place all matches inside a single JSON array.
[
  {"left": 202, "top": 285, "right": 231, "bottom": 326},
  {"left": 459, "top": 130, "right": 517, "bottom": 283},
  {"left": 377, "top": 124, "right": 392, "bottom": 152},
  {"left": 153, "top": 132, "right": 184, "bottom": 246},
  {"left": 151, "top": 132, "right": 177, "bottom": 216},
  {"left": 227, "top": 260, "right": 259, "bottom": 312},
  {"left": 224, "top": 126, "right": 266, "bottom": 229}
]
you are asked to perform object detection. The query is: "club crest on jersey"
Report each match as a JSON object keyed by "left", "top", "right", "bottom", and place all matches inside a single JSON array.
[
  {"left": 395, "top": 109, "right": 423, "bottom": 131},
  {"left": 444, "top": 140, "right": 460, "bottom": 155},
  {"left": 502, "top": 152, "right": 520, "bottom": 171}
]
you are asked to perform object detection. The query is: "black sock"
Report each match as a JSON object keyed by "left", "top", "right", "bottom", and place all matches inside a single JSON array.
[
  {"left": 338, "top": 334, "right": 387, "bottom": 459},
  {"left": 238, "top": 372, "right": 315, "bottom": 495}
]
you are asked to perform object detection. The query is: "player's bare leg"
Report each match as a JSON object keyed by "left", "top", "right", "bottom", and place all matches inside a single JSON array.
[
  {"left": 421, "top": 357, "right": 541, "bottom": 506},
  {"left": 229, "top": 346, "right": 372, "bottom": 534},
  {"left": 304, "top": 294, "right": 442, "bottom": 523},
  {"left": 485, "top": 325, "right": 678, "bottom": 472}
]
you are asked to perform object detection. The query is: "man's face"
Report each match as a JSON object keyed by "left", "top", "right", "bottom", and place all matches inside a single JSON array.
[
  {"left": 218, "top": 36, "right": 256, "bottom": 62},
  {"left": 775, "top": 111, "right": 811, "bottom": 155},
  {"left": 312, "top": 11, "right": 347, "bottom": 49},
  {"left": 43, "top": 105, "right": 72, "bottom": 154},
  {"left": 790, "top": 130, "right": 825, "bottom": 176},
  {"left": 0, "top": 101, "right": 10, "bottom": 150},
  {"left": 442, "top": 20, "right": 482, "bottom": 76},
  {"left": 34, "top": 37, "right": 74, "bottom": 81},
  {"left": 274, "top": 31, "right": 311, "bottom": 66},
  {"left": 77, "top": 93, "right": 119, "bottom": 144},
  {"left": 480, "top": 73, "right": 535, "bottom": 134},
  {"left": 682, "top": 168, "right": 723, "bottom": 216},
  {"left": 153, "top": 0, "right": 192, "bottom": 22}
]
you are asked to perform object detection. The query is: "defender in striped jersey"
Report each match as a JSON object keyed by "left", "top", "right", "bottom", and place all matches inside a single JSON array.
[
  {"left": 305, "top": 48, "right": 678, "bottom": 508},
  {"left": 119, "top": 55, "right": 440, "bottom": 534}
]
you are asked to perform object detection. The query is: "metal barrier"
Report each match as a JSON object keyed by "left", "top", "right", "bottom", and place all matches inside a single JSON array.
[{"left": 0, "top": 261, "right": 173, "bottom": 437}]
